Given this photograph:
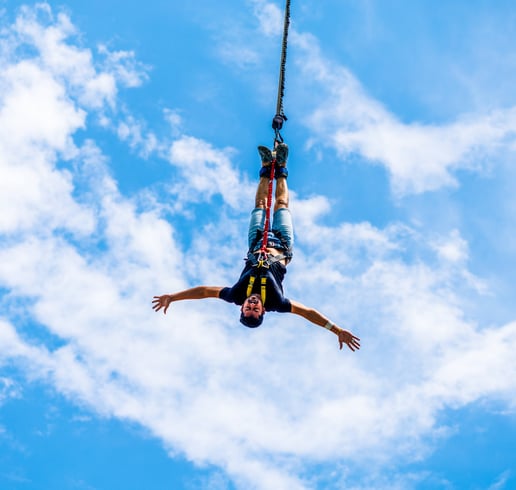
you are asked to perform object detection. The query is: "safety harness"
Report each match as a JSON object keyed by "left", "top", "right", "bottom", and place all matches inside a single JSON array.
[
  {"left": 246, "top": 247, "right": 290, "bottom": 305},
  {"left": 246, "top": 255, "right": 290, "bottom": 306}
]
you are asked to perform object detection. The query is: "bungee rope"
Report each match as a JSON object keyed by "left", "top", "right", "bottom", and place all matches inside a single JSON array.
[
  {"left": 258, "top": 0, "right": 291, "bottom": 261},
  {"left": 272, "top": 0, "right": 291, "bottom": 145},
  {"left": 248, "top": 0, "right": 292, "bottom": 306}
]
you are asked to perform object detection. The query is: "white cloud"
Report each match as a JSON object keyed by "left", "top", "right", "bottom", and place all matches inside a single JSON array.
[
  {"left": 430, "top": 229, "right": 469, "bottom": 264},
  {"left": 216, "top": 41, "right": 261, "bottom": 70},
  {"left": 0, "top": 376, "right": 21, "bottom": 405},
  {"left": 97, "top": 43, "right": 149, "bottom": 89},
  {"left": 294, "top": 31, "right": 516, "bottom": 196},
  {"left": 0, "top": 57, "right": 92, "bottom": 235},
  {"left": 0, "top": 320, "right": 53, "bottom": 375},
  {"left": 168, "top": 135, "right": 254, "bottom": 209},
  {"left": 251, "top": 0, "right": 284, "bottom": 37},
  {"left": 488, "top": 470, "right": 512, "bottom": 490},
  {"left": 10, "top": 3, "right": 148, "bottom": 110},
  {"left": 117, "top": 114, "right": 160, "bottom": 157},
  {"left": 13, "top": 5, "right": 115, "bottom": 108},
  {"left": 210, "top": 0, "right": 285, "bottom": 76},
  {"left": 163, "top": 108, "right": 183, "bottom": 137}
]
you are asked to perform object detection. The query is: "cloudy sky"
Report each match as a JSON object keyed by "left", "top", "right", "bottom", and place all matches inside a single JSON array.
[{"left": 1, "top": 1, "right": 515, "bottom": 489}]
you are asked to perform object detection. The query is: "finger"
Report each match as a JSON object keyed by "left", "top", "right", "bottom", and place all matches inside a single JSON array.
[{"left": 163, "top": 304, "right": 169, "bottom": 314}]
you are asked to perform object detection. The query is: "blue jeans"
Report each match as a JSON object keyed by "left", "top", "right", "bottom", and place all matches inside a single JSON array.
[{"left": 248, "top": 208, "right": 294, "bottom": 254}]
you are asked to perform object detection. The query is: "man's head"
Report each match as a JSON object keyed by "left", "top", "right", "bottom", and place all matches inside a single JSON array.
[{"left": 240, "top": 293, "right": 265, "bottom": 328}]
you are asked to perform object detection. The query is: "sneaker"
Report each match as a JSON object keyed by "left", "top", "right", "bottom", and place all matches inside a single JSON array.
[
  {"left": 258, "top": 146, "right": 273, "bottom": 165},
  {"left": 274, "top": 143, "right": 289, "bottom": 166}
]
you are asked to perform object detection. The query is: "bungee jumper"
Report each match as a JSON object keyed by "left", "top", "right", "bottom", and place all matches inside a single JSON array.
[
  {"left": 152, "top": 142, "right": 360, "bottom": 351},
  {"left": 152, "top": 0, "right": 360, "bottom": 351}
]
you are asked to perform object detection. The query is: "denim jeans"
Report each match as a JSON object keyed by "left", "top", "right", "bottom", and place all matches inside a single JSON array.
[{"left": 248, "top": 208, "right": 294, "bottom": 253}]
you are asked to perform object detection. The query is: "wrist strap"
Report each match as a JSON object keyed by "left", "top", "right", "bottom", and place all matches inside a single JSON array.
[{"left": 324, "top": 321, "right": 334, "bottom": 330}]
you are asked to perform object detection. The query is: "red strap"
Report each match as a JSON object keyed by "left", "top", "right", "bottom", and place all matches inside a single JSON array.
[{"left": 259, "top": 159, "right": 276, "bottom": 256}]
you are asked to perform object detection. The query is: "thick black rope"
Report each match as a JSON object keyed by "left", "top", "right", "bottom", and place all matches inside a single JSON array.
[
  {"left": 272, "top": 0, "right": 291, "bottom": 144},
  {"left": 259, "top": 0, "right": 291, "bottom": 261}
]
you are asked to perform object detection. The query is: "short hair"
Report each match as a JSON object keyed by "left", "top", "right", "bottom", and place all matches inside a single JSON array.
[{"left": 239, "top": 312, "right": 264, "bottom": 328}]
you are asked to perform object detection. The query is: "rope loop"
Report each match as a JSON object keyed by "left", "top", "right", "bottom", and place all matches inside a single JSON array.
[{"left": 274, "top": 129, "right": 284, "bottom": 145}]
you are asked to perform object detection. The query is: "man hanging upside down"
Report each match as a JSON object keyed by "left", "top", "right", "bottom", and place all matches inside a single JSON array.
[{"left": 152, "top": 143, "right": 360, "bottom": 352}]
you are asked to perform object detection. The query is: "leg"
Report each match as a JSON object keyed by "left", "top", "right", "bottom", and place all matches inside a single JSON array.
[
  {"left": 248, "top": 208, "right": 266, "bottom": 251},
  {"left": 255, "top": 176, "right": 270, "bottom": 209},
  {"left": 271, "top": 204, "right": 294, "bottom": 254},
  {"left": 271, "top": 168, "right": 293, "bottom": 254},
  {"left": 251, "top": 143, "right": 291, "bottom": 251},
  {"left": 274, "top": 175, "right": 289, "bottom": 212},
  {"left": 249, "top": 167, "right": 269, "bottom": 250}
]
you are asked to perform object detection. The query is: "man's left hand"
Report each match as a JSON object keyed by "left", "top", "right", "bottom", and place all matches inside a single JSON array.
[{"left": 335, "top": 328, "right": 361, "bottom": 352}]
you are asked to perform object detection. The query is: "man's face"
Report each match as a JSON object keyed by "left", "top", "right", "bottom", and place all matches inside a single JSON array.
[{"left": 241, "top": 294, "right": 265, "bottom": 319}]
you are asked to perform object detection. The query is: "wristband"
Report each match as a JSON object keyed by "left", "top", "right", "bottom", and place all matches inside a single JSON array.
[{"left": 323, "top": 321, "right": 334, "bottom": 330}]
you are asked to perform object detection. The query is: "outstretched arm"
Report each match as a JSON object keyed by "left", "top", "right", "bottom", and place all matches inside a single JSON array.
[
  {"left": 290, "top": 300, "right": 360, "bottom": 352},
  {"left": 152, "top": 286, "right": 224, "bottom": 314}
]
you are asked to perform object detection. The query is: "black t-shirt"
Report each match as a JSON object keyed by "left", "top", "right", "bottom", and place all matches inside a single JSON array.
[{"left": 219, "top": 260, "right": 291, "bottom": 313}]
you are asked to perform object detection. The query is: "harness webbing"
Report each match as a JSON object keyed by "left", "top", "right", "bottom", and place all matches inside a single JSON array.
[
  {"left": 245, "top": 275, "right": 268, "bottom": 306},
  {"left": 259, "top": 158, "right": 276, "bottom": 256},
  {"left": 246, "top": 275, "right": 255, "bottom": 298}
]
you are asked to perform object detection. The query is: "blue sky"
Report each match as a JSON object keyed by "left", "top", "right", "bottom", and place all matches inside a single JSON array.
[{"left": 1, "top": 1, "right": 515, "bottom": 489}]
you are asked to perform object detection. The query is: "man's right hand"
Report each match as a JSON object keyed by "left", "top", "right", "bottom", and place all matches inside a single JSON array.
[{"left": 152, "top": 295, "right": 173, "bottom": 314}]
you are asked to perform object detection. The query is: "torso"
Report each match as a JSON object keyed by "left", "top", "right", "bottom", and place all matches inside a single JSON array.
[{"left": 219, "top": 253, "right": 291, "bottom": 312}]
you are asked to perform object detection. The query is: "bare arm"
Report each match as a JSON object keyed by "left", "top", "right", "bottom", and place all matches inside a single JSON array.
[
  {"left": 152, "top": 286, "right": 223, "bottom": 314},
  {"left": 290, "top": 300, "right": 360, "bottom": 352}
]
